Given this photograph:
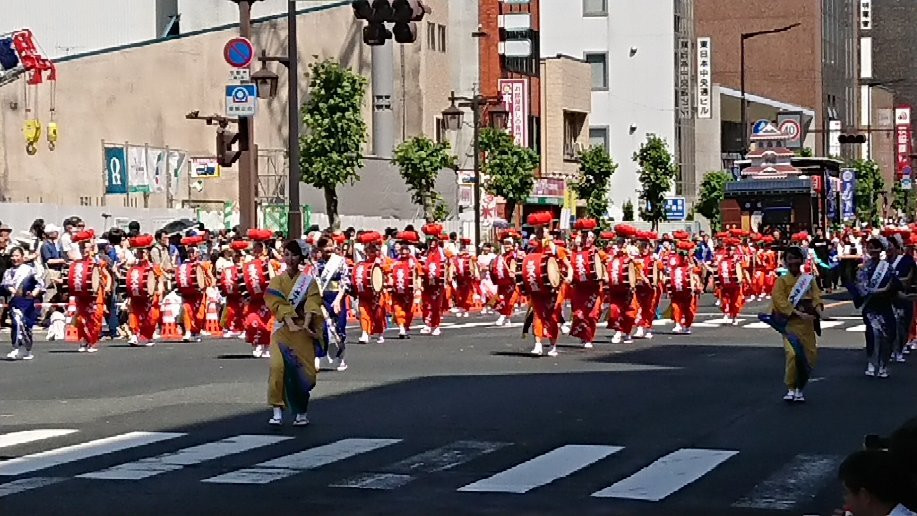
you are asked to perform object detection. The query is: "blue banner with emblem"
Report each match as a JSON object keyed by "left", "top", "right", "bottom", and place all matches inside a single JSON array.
[
  {"left": 105, "top": 146, "right": 128, "bottom": 194},
  {"left": 826, "top": 176, "right": 837, "bottom": 222},
  {"left": 840, "top": 168, "right": 856, "bottom": 222}
]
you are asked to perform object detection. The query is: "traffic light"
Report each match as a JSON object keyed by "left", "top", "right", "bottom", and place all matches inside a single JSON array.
[
  {"left": 351, "top": 0, "right": 429, "bottom": 45},
  {"left": 217, "top": 130, "right": 240, "bottom": 167},
  {"left": 838, "top": 133, "right": 867, "bottom": 144}
]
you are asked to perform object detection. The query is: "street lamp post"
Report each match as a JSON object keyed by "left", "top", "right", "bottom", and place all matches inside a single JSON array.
[
  {"left": 740, "top": 23, "right": 800, "bottom": 157},
  {"left": 249, "top": 0, "right": 304, "bottom": 238},
  {"left": 441, "top": 91, "right": 508, "bottom": 247}
]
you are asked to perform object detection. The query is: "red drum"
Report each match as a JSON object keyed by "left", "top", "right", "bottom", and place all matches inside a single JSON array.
[
  {"left": 353, "top": 261, "right": 384, "bottom": 295},
  {"left": 570, "top": 251, "right": 605, "bottom": 284},
  {"left": 454, "top": 255, "right": 479, "bottom": 281},
  {"left": 126, "top": 266, "right": 156, "bottom": 298},
  {"left": 67, "top": 260, "right": 100, "bottom": 297},
  {"left": 491, "top": 255, "right": 515, "bottom": 286},
  {"left": 520, "top": 253, "right": 561, "bottom": 294},
  {"left": 220, "top": 266, "right": 241, "bottom": 295},
  {"left": 243, "top": 259, "right": 269, "bottom": 296},
  {"left": 423, "top": 259, "right": 448, "bottom": 287},
  {"left": 175, "top": 262, "right": 206, "bottom": 292},
  {"left": 606, "top": 256, "right": 635, "bottom": 287},
  {"left": 391, "top": 261, "right": 415, "bottom": 295}
]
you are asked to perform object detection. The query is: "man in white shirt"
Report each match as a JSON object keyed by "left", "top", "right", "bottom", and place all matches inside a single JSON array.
[{"left": 59, "top": 217, "right": 83, "bottom": 261}]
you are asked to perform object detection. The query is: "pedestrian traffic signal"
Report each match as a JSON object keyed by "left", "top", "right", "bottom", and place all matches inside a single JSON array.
[
  {"left": 217, "top": 130, "right": 240, "bottom": 167},
  {"left": 838, "top": 133, "right": 867, "bottom": 144}
]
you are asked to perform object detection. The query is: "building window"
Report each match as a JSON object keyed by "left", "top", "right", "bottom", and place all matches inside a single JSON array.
[
  {"left": 584, "top": 52, "right": 608, "bottom": 90},
  {"left": 589, "top": 127, "right": 609, "bottom": 151},
  {"left": 583, "top": 0, "right": 607, "bottom": 16},
  {"left": 427, "top": 22, "right": 436, "bottom": 50},
  {"left": 435, "top": 117, "right": 445, "bottom": 143},
  {"left": 563, "top": 112, "right": 587, "bottom": 160},
  {"left": 437, "top": 24, "right": 446, "bottom": 52}
]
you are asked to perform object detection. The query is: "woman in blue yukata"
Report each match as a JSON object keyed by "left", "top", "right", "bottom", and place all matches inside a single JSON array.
[
  {"left": 851, "top": 237, "right": 900, "bottom": 379},
  {"left": 3, "top": 247, "right": 44, "bottom": 360}
]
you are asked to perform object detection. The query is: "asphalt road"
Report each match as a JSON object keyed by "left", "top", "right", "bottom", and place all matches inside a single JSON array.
[{"left": 0, "top": 294, "right": 914, "bottom": 516}]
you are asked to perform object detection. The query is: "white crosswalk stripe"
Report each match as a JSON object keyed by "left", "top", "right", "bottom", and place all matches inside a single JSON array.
[
  {"left": 458, "top": 445, "right": 623, "bottom": 494},
  {"left": 78, "top": 434, "right": 291, "bottom": 480},
  {"left": 0, "top": 430, "right": 77, "bottom": 450},
  {"left": 201, "top": 438, "right": 401, "bottom": 485},
  {"left": 0, "top": 431, "right": 185, "bottom": 477},
  {"left": 591, "top": 448, "right": 737, "bottom": 501}
]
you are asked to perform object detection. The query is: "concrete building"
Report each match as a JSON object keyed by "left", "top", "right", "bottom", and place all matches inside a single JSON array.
[
  {"left": 0, "top": 1, "right": 454, "bottom": 225},
  {"left": 695, "top": 0, "right": 859, "bottom": 159},
  {"left": 540, "top": 0, "right": 695, "bottom": 216}
]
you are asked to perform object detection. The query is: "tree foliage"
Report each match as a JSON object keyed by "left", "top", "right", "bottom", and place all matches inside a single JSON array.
[
  {"left": 479, "top": 128, "right": 539, "bottom": 224},
  {"left": 633, "top": 135, "right": 679, "bottom": 230},
  {"left": 696, "top": 170, "right": 733, "bottom": 231},
  {"left": 393, "top": 136, "right": 457, "bottom": 223},
  {"left": 852, "top": 159, "right": 885, "bottom": 226},
  {"left": 797, "top": 147, "right": 814, "bottom": 157},
  {"left": 622, "top": 199, "right": 634, "bottom": 221},
  {"left": 572, "top": 145, "right": 617, "bottom": 219},
  {"left": 299, "top": 58, "right": 368, "bottom": 230},
  {"left": 891, "top": 182, "right": 915, "bottom": 219}
]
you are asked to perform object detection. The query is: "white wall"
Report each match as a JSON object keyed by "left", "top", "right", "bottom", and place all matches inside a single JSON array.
[
  {"left": 447, "top": 0, "right": 480, "bottom": 173},
  {"left": 177, "top": 0, "right": 345, "bottom": 32},
  {"left": 540, "top": 0, "right": 677, "bottom": 212},
  {"left": 0, "top": 0, "right": 157, "bottom": 58}
]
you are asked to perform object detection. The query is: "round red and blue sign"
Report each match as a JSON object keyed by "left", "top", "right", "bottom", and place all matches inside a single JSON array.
[{"left": 223, "top": 37, "right": 254, "bottom": 68}]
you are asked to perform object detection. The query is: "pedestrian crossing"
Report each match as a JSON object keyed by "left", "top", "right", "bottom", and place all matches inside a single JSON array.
[{"left": 0, "top": 428, "right": 841, "bottom": 511}]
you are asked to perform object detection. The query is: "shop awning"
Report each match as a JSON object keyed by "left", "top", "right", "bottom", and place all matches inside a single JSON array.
[{"left": 725, "top": 178, "right": 812, "bottom": 196}]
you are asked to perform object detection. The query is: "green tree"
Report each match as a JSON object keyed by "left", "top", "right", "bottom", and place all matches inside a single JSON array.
[
  {"left": 633, "top": 135, "right": 679, "bottom": 230},
  {"left": 622, "top": 199, "right": 634, "bottom": 221},
  {"left": 572, "top": 146, "right": 618, "bottom": 219},
  {"left": 299, "top": 58, "right": 368, "bottom": 230},
  {"left": 695, "top": 170, "right": 733, "bottom": 231},
  {"left": 797, "top": 147, "right": 814, "bottom": 157},
  {"left": 393, "top": 136, "right": 457, "bottom": 223},
  {"left": 479, "top": 128, "right": 539, "bottom": 224},
  {"left": 852, "top": 159, "right": 885, "bottom": 226}
]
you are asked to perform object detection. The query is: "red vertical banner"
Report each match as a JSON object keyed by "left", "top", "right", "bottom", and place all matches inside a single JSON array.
[{"left": 895, "top": 106, "right": 912, "bottom": 179}]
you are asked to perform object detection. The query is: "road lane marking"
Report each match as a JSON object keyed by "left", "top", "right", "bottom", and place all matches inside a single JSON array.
[
  {"left": 846, "top": 324, "right": 866, "bottom": 332},
  {"left": 458, "top": 444, "right": 623, "bottom": 494},
  {"left": 0, "top": 431, "right": 185, "bottom": 476},
  {"left": 0, "top": 430, "right": 77, "bottom": 450},
  {"left": 591, "top": 448, "right": 737, "bottom": 501},
  {"left": 78, "top": 435, "right": 291, "bottom": 480},
  {"left": 331, "top": 440, "right": 508, "bottom": 490},
  {"left": 823, "top": 301, "right": 851, "bottom": 309},
  {"left": 733, "top": 454, "right": 842, "bottom": 510},
  {"left": 202, "top": 438, "right": 401, "bottom": 485},
  {"left": 0, "top": 477, "right": 66, "bottom": 498}
]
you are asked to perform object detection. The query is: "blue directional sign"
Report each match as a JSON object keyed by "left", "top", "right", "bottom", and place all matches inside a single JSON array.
[
  {"left": 225, "top": 84, "right": 257, "bottom": 117},
  {"left": 223, "top": 37, "right": 254, "bottom": 68},
  {"left": 664, "top": 197, "right": 686, "bottom": 221}
]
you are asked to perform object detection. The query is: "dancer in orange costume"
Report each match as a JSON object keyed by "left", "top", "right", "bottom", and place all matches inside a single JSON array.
[
  {"left": 71, "top": 232, "right": 106, "bottom": 352},
  {"left": 605, "top": 227, "right": 638, "bottom": 344},
  {"left": 716, "top": 237, "right": 746, "bottom": 325},
  {"left": 353, "top": 232, "right": 387, "bottom": 343},
  {"left": 760, "top": 236, "right": 779, "bottom": 299},
  {"left": 125, "top": 236, "right": 163, "bottom": 346},
  {"left": 244, "top": 233, "right": 277, "bottom": 357},
  {"left": 633, "top": 231, "right": 661, "bottom": 340},
  {"left": 452, "top": 238, "right": 477, "bottom": 318},
  {"left": 175, "top": 235, "right": 211, "bottom": 342},
  {"left": 669, "top": 240, "right": 701, "bottom": 334},
  {"left": 492, "top": 233, "right": 520, "bottom": 326},
  {"left": 522, "top": 238, "right": 560, "bottom": 357},
  {"left": 568, "top": 222, "right": 602, "bottom": 349},
  {"left": 391, "top": 232, "right": 420, "bottom": 338},
  {"left": 420, "top": 225, "right": 448, "bottom": 336},
  {"left": 220, "top": 242, "right": 249, "bottom": 338}
]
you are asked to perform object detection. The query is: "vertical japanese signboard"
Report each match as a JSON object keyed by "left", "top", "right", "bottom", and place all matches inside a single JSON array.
[
  {"left": 498, "top": 78, "right": 529, "bottom": 147},
  {"left": 895, "top": 106, "right": 912, "bottom": 180},
  {"left": 696, "top": 37, "right": 712, "bottom": 119},
  {"left": 677, "top": 38, "right": 691, "bottom": 120}
]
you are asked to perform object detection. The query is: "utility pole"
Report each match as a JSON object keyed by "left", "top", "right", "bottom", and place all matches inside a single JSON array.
[
  {"left": 233, "top": 0, "right": 260, "bottom": 230},
  {"left": 286, "top": 0, "right": 302, "bottom": 238}
]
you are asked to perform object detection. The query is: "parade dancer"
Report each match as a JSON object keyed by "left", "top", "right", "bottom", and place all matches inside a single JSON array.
[
  {"left": 314, "top": 236, "right": 349, "bottom": 370},
  {"left": 568, "top": 222, "right": 601, "bottom": 349},
  {"left": 244, "top": 231, "right": 277, "bottom": 357},
  {"left": 884, "top": 231, "right": 914, "bottom": 363},
  {"left": 353, "top": 232, "right": 387, "bottom": 343},
  {"left": 669, "top": 241, "right": 699, "bottom": 334},
  {"left": 219, "top": 241, "right": 249, "bottom": 338},
  {"left": 452, "top": 238, "right": 477, "bottom": 318},
  {"left": 762, "top": 246, "right": 823, "bottom": 403},
  {"left": 3, "top": 246, "right": 43, "bottom": 360},
  {"left": 716, "top": 238, "right": 745, "bottom": 325},
  {"left": 265, "top": 239, "right": 324, "bottom": 427},
  {"left": 849, "top": 237, "right": 899, "bottom": 379},
  {"left": 420, "top": 224, "right": 448, "bottom": 336},
  {"left": 71, "top": 233, "right": 107, "bottom": 352},
  {"left": 634, "top": 231, "right": 660, "bottom": 339},
  {"left": 522, "top": 236, "right": 560, "bottom": 357},
  {"left": 492, "top": 234, "right": 519, "bottom": 326},
  {"left": 606, "top": 226, "right": 638, "bottom": 344},
  {"left": 175, "top": 235, "right": 208, "bottom": 343},
  {"left": 125, "top": 236, "right": 162, "bottom": 346},
  {"left": 391, "top": 232, "right": 420, "bottom": 338}
]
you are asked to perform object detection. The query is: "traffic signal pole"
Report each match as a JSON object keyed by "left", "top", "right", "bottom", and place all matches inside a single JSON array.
[
  {"left": 371, "top": 40, "right": 395, "bottom": 157},
  {"left": 236, "top": 0, "right": 259, "bottom": 231}
]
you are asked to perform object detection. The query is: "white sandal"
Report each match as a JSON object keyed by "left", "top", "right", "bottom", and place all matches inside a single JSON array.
[
  {"left": 267, "top": 417, "right": 282, "bottom": 426},
  {"left": 292, "top": 414, "right": 310, "bottom": 427}
]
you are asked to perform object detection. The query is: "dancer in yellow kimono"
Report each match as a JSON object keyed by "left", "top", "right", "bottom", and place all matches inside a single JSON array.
[
  {"left": 265, "top": 239, "right": 324, "bottom": 427},
  {"left": 761, "top": 246, "right": 823, "bottom": 404}
]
